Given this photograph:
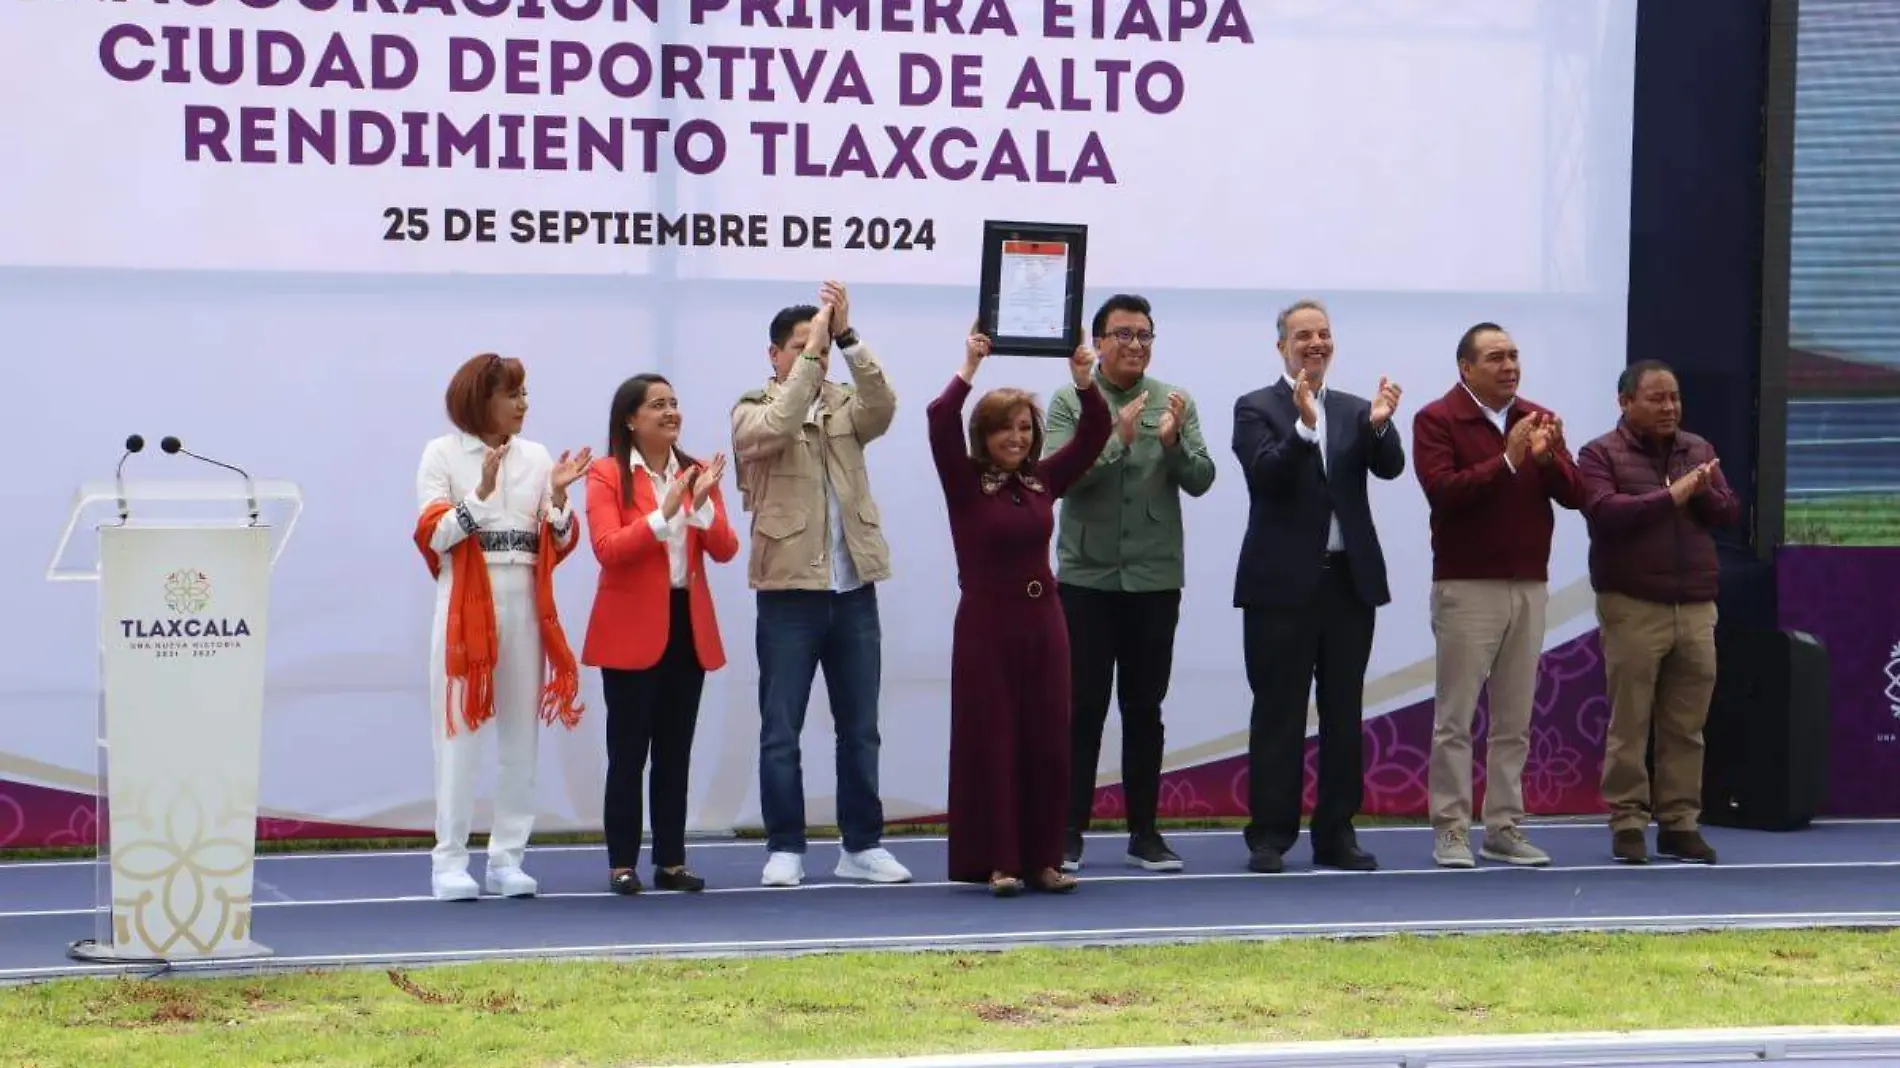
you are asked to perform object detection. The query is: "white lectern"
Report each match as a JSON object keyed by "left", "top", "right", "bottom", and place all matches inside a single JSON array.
[{"left": 48, "top": 474, "right": 301, "bottom": 964}]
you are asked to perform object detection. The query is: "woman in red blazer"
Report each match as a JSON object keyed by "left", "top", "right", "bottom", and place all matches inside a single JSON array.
[{"left": 582, "top": 373, "right": 739, "bottom": 895}]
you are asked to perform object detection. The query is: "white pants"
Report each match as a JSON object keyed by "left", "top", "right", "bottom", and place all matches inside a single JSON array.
[{"left": 429, "top": 563, "right": 542, "bottom": 877}]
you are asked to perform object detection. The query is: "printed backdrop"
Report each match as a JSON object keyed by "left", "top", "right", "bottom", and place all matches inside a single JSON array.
[{"left": 3, "top": 1, "right": 1645, "bottom": 846}]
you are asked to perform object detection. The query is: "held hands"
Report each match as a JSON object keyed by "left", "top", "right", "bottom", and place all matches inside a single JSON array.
[
  {"left": 820, "top": 280, "right": 850, "bottom": 336},
  {"left": 548, "top": 447, "right": 594, "bottom": 509},
  {"left": 1369, "top": 376, "right": 1403, "bottom": 428},
  {"left": 476, "top": 442, "right": 510, "bottom": 500},
  {"left": 1669, "top": 458, "right": 1720, "bottom": 506}
]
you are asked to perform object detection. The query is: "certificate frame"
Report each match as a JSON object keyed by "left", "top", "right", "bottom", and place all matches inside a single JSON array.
[{"left": 976, "top": 220, "right": 1089, "bottom": 358}]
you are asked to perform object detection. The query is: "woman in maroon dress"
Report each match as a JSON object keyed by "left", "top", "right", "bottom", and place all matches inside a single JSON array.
[{"left": 928, "top": 328, "right": 1112, "bottom": 896}]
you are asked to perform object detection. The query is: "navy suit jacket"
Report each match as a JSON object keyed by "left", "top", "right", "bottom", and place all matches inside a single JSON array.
[{"left": 1231, "top": 378, "right": 1407, "bottom": 609}]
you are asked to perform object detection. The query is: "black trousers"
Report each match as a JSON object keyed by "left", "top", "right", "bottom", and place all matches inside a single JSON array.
[
  {"left": 1242, "top": 556, "right": 1375, "bottom": 855},
  {"left": 602, "top": 588, "right": 705, "bottom": 871},
  {"left": 1059, "top": 583, "right": 1182, "bottom": 836}
]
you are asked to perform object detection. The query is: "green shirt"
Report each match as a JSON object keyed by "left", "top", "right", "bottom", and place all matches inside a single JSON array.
[{"left": 1043, "top": 370, "right": 1216, "bottom": 592}]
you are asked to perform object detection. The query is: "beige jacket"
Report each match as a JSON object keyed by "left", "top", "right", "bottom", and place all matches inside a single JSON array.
[{"left": 729, "top": 340, "right": 896, "bottom": 590}]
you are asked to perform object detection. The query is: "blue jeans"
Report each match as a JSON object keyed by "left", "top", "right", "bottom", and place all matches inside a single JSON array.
[{"left": 756, "top": 585, "right": 885, "bottom": 854}]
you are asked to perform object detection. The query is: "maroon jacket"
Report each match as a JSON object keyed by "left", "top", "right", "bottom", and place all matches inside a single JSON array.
[
  {"left": 1577, "top": 421, "right": 1740, "bottom": 604},
  {"left": 1412, "top": 385, "right": 1585, "bottom": 582}
]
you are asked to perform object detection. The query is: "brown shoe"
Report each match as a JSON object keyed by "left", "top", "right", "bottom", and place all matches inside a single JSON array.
[
  {"left": 1611, "top": 828, "right": 1648, "bottom": 864},
  {"left": 1657, "top": 828, "right": 1718, "bottom": 865}
]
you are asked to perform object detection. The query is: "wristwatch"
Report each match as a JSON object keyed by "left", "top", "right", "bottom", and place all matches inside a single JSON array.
[{"left": 833, "top": 328, "right": 859, "bottom": 349}]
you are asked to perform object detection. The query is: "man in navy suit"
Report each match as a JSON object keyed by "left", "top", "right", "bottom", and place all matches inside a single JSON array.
[{"left": 1232, "top": 298, "right": 1406, "bottom": 874}]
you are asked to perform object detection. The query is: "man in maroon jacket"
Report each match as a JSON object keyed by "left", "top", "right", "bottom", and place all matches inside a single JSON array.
[
  {"left": 1413, "top": 323, "right": 1585, "bottom": 869},
  {"left": 1578, "top": 360, "right": 1737, "bottom": 865}
]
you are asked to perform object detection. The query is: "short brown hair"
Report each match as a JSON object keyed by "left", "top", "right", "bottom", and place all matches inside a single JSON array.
[
  {"left": 968, "top": 388, "right": 1044, "bottom": 468},
  {"left": 444, "top": 353, "right": 525, "bottom": 436}
]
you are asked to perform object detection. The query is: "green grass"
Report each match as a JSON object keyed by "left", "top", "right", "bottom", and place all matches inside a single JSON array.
[
  {"left": 1785, "top": 495, "right": 1900, "bottom": 547},
  {"left": 4, "top": 930, "right": 1898, "bottom": 1067}
]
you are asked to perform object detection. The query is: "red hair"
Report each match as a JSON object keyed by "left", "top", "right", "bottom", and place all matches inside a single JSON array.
[
  {"left": 968, "top": 388, "right": 1044, "bottom": 468},
  {"left": 444, "top": 353, "right": 525, "bottom": 436}
]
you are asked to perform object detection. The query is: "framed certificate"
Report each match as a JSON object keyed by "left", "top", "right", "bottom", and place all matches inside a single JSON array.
[{"left": 976, "top": 220, "right": 1089, "bottom": 358}]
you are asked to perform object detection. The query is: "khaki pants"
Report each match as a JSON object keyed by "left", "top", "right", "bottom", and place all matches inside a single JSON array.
[
  {"left": 1595, "top": 591, "right": 1718, "bottom": 833},
  {"left": 1428, "top": 580, "right": 1548, "bottom": 834}
]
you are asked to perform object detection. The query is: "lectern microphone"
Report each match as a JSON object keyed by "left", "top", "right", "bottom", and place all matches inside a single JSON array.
[
  {"left": 161, "top": 436, "right": 260, "bottom": 523},
  {"left": 115, "top": 434, "right": 145, "bottom": 523}
]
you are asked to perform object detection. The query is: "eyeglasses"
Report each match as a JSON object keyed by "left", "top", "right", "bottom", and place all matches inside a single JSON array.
[{"left": 1104, "top": 329, "right": 1156, "bottom": 347}]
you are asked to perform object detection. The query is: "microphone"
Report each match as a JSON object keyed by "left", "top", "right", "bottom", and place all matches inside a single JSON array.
[
  {"left": 114, "top": 434, "right": 145, "bottom": 523},
  {"left": 161, "top": 436, "right": 259, "bottom": 523}
]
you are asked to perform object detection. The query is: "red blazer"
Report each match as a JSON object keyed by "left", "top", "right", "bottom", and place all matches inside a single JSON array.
[{"left": 581, "top": 455, "right": 739, "bottom": 672}]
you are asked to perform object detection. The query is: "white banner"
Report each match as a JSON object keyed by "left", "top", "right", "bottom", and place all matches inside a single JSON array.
[
  {"left": 2, "top": 1, "right": 1639, "bottom": 847},
  {"left": 5, "top": 0, "right": 1591, "bottom": 294},
  {"left": 97, "top": 525, "right": 272, "bottom": 959}
]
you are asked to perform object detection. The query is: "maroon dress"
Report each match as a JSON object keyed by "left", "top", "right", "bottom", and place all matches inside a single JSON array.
[{"left": 927, "top": 373, "right": 1113, "bottom": 883}]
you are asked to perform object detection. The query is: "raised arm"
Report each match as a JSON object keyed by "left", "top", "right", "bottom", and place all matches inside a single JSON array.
[
  {"left": 1041, "top": 380, "right": 1111, "bottom": 499},
  {"left": 1037, "top": 339, "right": 1113, "bottom": 497},
  {"left": 1043, "top": 384, "right": 1128, "bottom": 494},
  {"left": 838, "top": 339, "right": 897, "bottom": 443},
  {"left": 1578, "top": 440, "right": 1674, "bottom": 535},
  {"left": 808, "top": 281, "right": 896, "bottom": 445},
  {"left": 927, "top": 372, "right": 978, "bottom": 506},
  {"left": 1232, "top": 394, "right": 1312, "bottom": 496},
  {"left": 1411, "top": 406, "right": 1511, "bottom": 512},
  {"left": 731, "top": 351, "right": 824, "bottom": 464}
]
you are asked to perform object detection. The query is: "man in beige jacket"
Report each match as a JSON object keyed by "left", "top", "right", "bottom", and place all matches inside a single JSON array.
[{"left": 730, "top": 282, "right": 912, "bottom": 888}]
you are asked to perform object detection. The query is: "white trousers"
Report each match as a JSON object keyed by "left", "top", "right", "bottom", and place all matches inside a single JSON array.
[{"left": 429, "top": 563, "right": 543, "bottom": 877}]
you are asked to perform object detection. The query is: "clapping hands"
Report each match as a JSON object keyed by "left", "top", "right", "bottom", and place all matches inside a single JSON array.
[
  {"left": 689, "top": 452, "right": 727, "bottom": 510},
  {"left": 1669, "top": 458, "right": 1720, "bottom": 505},
  {"left": 1157, "top": 391, "right": 1186, "bottom": 447},
  {"left": 549, "top": 447, "right": 594, "bottom": 509},
  {"left": 661, "top": 453, "right": 728, "bottom": 518}
]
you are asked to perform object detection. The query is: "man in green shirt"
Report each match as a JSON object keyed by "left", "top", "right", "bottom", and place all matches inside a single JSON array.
[{"left": 1043, "top": 294, "right": 1217, "bottom": 872}]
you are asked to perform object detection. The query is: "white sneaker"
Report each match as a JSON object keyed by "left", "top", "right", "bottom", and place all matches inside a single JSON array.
[
  {"left": 432, "top": 870, "right": 480, "bottom": 901},
  {"left": 835, "top": 847, "right": 913, "bottom": 884},
  {"left": 484, "top": 866, "right": 538, "bottom": 898},
  {"left": 761, "top": 851, "right": 805, "bottom": 887}
]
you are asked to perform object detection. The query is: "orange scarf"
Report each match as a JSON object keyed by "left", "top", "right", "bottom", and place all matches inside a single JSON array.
[{"left": 414, "top": 501, "right": 584, "bottom": 738}]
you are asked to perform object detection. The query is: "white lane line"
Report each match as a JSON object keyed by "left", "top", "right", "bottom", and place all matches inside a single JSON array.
[
  {"left": 5, "top": 858, "right": 1898, "bottom": 920},
  {"left": 5, "top": 818, "right": 1895, "bottom": 870},
  {"left": 7, "top": 910, "right": 1900, "bottom": 981}
]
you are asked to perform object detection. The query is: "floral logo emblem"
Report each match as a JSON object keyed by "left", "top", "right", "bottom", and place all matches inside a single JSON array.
[
  {"left": 163, "top": 569, "right": 210, "bottom": 615},
  {"left": 1887, "top": 641, "right": 1900, "bottom": 720}
]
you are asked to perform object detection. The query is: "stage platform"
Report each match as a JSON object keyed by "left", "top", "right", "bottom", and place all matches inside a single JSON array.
[{"left": 2, "top": 819, "right": 1897, "bottom": 984}]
